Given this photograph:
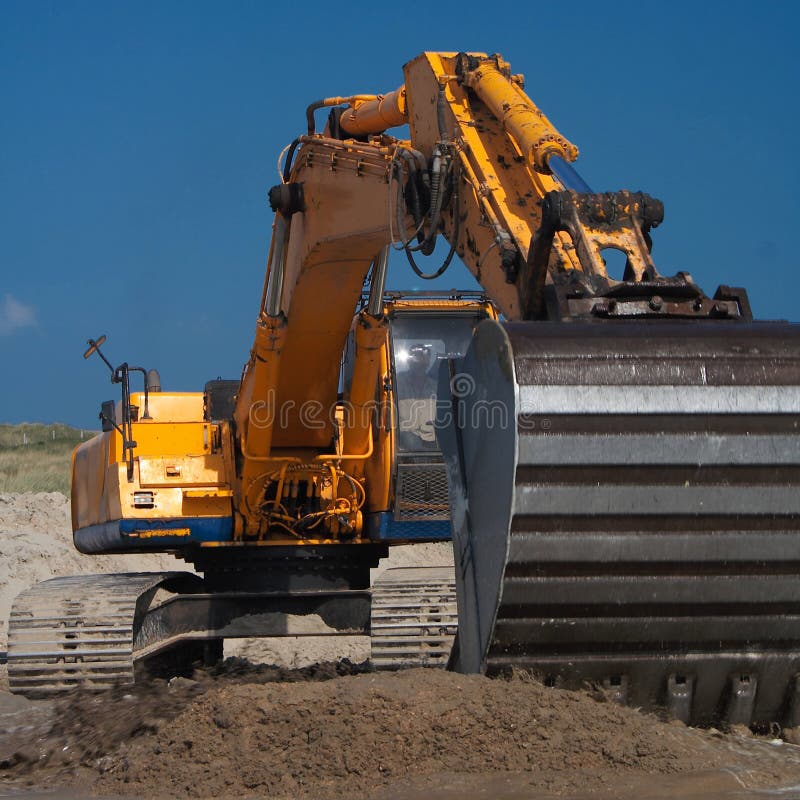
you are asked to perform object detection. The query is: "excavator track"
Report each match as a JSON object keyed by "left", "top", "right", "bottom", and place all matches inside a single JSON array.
[
  {"left": 7, "top": 572, "right": 201, "bottom": 696},
  {"left": 440, "top": 319, "right": 800, "bottom": 727},
  {"left": 8, "top": 561, "right": 376, "bottom": 697},
  {"left": 370, "top": 566, "right": 457, "bottom": 669}
]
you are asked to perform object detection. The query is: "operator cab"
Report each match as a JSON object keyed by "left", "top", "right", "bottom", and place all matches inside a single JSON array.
[
  {"left": 391, "top": 311, "right": 480, "bottom": 454},
  {"left": 343, "top": 291, "right": 496, "bottom": 541}
]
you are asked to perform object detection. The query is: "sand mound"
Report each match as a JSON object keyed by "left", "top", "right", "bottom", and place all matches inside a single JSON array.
[
  {"left": 0, "top": 493, "right": 179, "bottom": 652},
  {"left": 4, "top": 666, "right": 800, "bottom": 799}
]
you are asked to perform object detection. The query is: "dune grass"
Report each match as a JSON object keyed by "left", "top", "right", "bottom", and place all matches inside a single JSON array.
[{"left": 0, "top": 423, "right": 98, "bottom": 495}]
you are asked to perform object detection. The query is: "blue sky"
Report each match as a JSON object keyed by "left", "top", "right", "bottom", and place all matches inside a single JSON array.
[{"left": 1, "top": 1, "right": 798, "bottom": 428}]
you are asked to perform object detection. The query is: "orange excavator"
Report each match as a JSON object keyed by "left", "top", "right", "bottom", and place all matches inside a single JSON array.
[{"left": 9, "top": 52, "right": 800, "bottom": 728}]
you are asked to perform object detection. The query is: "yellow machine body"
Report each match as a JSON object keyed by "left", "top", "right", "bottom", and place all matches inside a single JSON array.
[{"left": 72, "top": 296, "right": 496, "bottom": 553}]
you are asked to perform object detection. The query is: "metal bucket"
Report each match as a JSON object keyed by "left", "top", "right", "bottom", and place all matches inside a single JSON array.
[{"left": 438, "top": 318, "right": 800, "bottom": 726}]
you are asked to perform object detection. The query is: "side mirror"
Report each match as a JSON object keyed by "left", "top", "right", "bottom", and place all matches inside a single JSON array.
[
  {"left": 100, "top": 400, "right": 116, "bottom": 433},
  {"left": 84, "top": 335, "right": 107, "bottom": 360}
]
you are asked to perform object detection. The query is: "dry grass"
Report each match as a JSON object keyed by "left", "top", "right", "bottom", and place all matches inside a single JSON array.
[{"left": 0, "top": 423, "right": 98, "bottom": 495}]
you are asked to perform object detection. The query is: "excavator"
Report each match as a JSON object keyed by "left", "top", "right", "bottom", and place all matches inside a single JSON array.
[{"left": 9, "top": 52, "right": 800, "bottom": 729}]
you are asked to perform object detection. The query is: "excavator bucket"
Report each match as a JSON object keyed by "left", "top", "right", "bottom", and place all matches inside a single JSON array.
[{"left": 438, "top": 318, "right": 800, "bottom": 727}]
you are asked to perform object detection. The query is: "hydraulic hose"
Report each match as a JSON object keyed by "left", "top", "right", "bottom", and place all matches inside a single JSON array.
[
  {"left": 281, "top": 138, "right": 302, "bottom": 183},
  {"left": 394, "top": 149, "right": 425, "bottom": 241},
  {"left": 420, "top": 145, "right": 447, "bottom": 256},
  {"left": 404, "top": 168, "right": 460, "bottom": 280}
]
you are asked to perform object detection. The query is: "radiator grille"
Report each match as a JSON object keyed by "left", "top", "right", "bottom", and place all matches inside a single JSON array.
[{"left": 395, "top": 465, "right": 450, "bottom": 521}]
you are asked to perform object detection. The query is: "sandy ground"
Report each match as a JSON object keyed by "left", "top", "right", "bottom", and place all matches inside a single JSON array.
[
  {"left": 4, "top": 494, "right": 800, "bottom": 799},
  {"left": 0, "top": 493, "right": 178, "bottom": 654}
]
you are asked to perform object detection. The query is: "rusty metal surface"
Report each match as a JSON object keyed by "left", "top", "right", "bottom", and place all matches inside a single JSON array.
[
  {"left": 521, "top": 189, "right": 752, "bottom": 323},
  {"left": 439, "top": 318, "right": 800, "bottom": 726}
]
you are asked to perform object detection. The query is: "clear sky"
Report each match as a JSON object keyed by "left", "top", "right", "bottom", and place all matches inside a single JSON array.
[{"left": 1, "top": 1, "right": 798, "bottom": 428}]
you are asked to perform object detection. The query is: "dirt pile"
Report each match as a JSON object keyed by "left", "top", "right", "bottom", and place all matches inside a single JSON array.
[
  {"left": 4, "top": 667, "right": 800, "bottom": 799},
  {"left": 104, "top": 671, "right": 707, "bottom": 798}
]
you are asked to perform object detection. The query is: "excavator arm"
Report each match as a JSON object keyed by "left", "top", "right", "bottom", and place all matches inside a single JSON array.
[{"left": 232, "top": 51, "right": 750, "bottom": 540}]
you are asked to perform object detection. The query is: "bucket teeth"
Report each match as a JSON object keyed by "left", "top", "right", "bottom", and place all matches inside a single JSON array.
[{"left": 439, "top": 319, "right": 800, "bottom": 727}]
